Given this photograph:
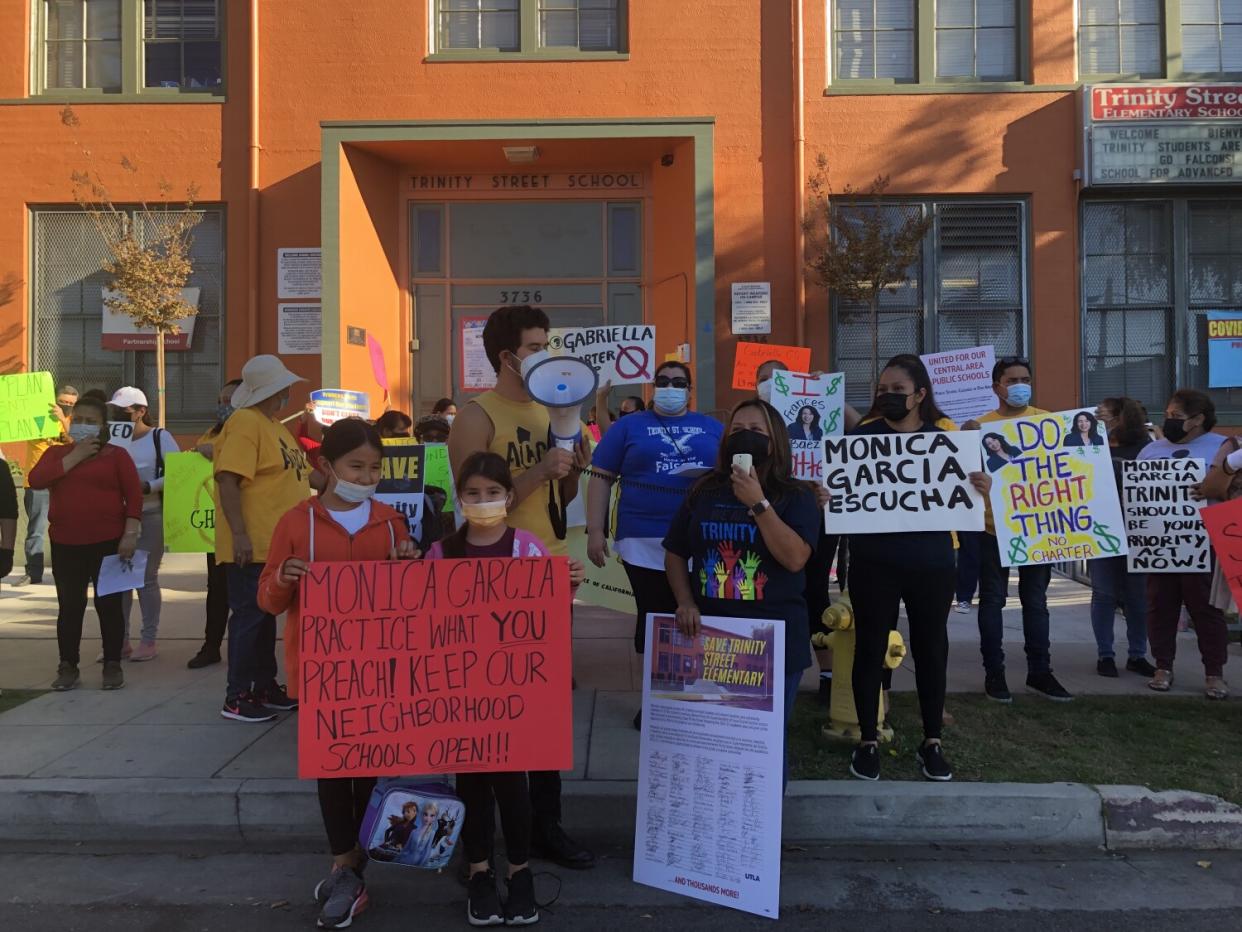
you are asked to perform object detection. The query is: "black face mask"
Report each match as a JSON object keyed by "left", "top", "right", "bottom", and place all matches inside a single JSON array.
[
  {"left": 1162, "top": 417, "right": 1188, "bottom": 443},
  {"left": 725, "top": 429, "right": 772, "bottom": 466},
  {"left": 875, "top": 392, "right": 913, "bottom": 422}
]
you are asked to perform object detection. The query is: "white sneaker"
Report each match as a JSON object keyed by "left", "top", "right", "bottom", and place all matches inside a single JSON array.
[{"left": 954, "top": 600, "right": 972, "bottom": 614}]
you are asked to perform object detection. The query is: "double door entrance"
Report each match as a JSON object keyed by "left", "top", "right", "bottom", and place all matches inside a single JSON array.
[{"left": 409, "top": 199, "right": 644, "bottom": 411}]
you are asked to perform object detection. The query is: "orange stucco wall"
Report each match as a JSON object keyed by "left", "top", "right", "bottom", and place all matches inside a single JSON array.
[{"left": 0, "top": 0, "right": 1090, "bottom": 451}]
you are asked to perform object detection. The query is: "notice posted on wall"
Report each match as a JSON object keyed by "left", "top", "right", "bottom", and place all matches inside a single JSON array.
[
  {"left": 1122, "top": 458, "right": 1209, "bottom": 573},
  {"left": 278, "top": 304, "right": 323, "bottom": 355},
  {"left": 634, "top": 613, "right": 784, "bottom": 920},
  {"left": 461, "top": 317, "right": 498, "bottom": 392},
  {"left": 822, "top": 431, "right": 985, "bottom": 534},
  {"left": 984, "top": 409, "right": 1128, "bottom": 567},
  {"left": 297, "top": 557, "right": 574, "bottom": 779},
  {"left": 548, "top": 324, "right": 655, "bottom": 386},
  {"left": 769, "top": 370, "right": 845, "bottom": 482},
  {"left": 920, "top": 344, "right": 995, "bottom": 426},
  {"left": 277, "top": 248, "right": 322, "bottom": 300},
  {"left": 730, "top": 282, "right": 772, "bottom": 335}
]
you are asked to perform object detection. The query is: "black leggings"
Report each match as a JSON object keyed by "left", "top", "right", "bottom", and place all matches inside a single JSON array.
[
  {"left": 848, "top": 558, "right": 954, "bottom": 743},
  {"left": 52, "top": 539, "right": 125, "bottom": 664},
  {"left": 623, "top": 562, "right": 678, "bottom": 654},
  {"left": 318, "top": 777, "right": 377, "bottom": 857},
  {"left": 203, "top": 552, "right": 229, "bottom": 653},
  {"left": 458, "top": 771, "right": 533, "bottom": 866}
]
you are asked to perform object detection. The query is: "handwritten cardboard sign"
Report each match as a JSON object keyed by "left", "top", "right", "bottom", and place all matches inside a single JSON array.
[
  {"left": 297, "top": 558, "right": 574, "bottom": 779},
  {"left": 984, "top": 409, "right": 1127, "bottom": 567},
  {"left": 162, "top": 452, "right": 216, "bottom": 553},
  {"left": 1202, "top": 498, "right": 1242, "bottom": 609},
  {"left": 769, "top": 371, "right": 845, "bottom": 482},
  {"left": 548, "top": 325, "right": 656, "bottom": 386},
  {"left": 378, "top": 440, "right": 426, "bottom": 539},
  {"left": 731, "top": 343, "right": 812, "bottom": 391},
  {"left": 1122, "top": 458, "right": 1209, "bottom": 573},
  {"left": 0, "top": 372, "right": 60, "bottom": 444},
  {"left": 822, "top": 431, "right": 985, "bottom": 533}
]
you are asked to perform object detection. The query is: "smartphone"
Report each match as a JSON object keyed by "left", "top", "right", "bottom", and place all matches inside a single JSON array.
[{"left": 732, "top": 453, "right": 753, "bottom": 473}]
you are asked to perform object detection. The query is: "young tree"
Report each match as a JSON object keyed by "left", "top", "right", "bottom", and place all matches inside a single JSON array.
[
  {"left": 804, "top": 154, "right": 933, "bottom": 391},
  {"left": 61, "top": 106, "right": 199, "bottom": 428}
]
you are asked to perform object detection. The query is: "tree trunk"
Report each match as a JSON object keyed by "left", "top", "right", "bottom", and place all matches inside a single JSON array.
[{"left": 155, "top": 333, "right": 166, "bottom": 428}]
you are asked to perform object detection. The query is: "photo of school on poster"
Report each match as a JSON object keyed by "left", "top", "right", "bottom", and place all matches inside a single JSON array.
[
  {"left": 984, "top": 408, "right": 1128, "bottom": 568},
  {"left": 634, "top": 614, "right": 784, "bottom": 920}
]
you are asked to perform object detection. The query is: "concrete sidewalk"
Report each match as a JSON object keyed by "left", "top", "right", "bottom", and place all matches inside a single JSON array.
[{"left": 1, "top": 555, "right": 1240, "bottom": 847}]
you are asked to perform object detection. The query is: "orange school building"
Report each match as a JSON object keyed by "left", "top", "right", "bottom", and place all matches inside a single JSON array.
[{"left": 2, "top": 0, "right": 1241, "bottom": 448}]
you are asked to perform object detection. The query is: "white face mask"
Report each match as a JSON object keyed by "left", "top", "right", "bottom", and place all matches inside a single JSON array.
[
  {"left": 757, "top": 379, "right": 774, "bottom": 403},
  {"left": 461, "top": 499, "right": 508, "bottom": 529},
  {"left": 445, "top": 413, "right": 455, "bottom": 425},
  {"left": 330, "top": 467, "right": 377, "bottom": 504}
]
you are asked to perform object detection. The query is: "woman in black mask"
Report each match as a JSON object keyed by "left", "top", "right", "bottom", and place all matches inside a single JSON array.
[
  {"left": 663, "top": 399, "right": 820, "bottom": 786},
  {"left": 843, "top": 354, "right": 991, "bottom": 784}
]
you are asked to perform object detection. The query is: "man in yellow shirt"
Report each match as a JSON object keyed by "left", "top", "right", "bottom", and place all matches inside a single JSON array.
[
  {"left": 964, "top": 357, "right": 1072, "bottom": 704},
  {"left": 213, "top": 356, "right": 311, "bottom": 723},
  {"left": 16, "top": 384, "right": 77, "bottom": 586}
]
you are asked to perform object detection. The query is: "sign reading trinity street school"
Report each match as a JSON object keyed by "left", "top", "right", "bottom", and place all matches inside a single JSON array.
[
  {"left": 410, "top": 172, "right": 645, "bottom": 193},
  {"left": 1087, "top": 83, "right": 1242, "bottom": 186}
]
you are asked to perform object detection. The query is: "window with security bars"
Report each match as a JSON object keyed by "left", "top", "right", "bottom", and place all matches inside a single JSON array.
[
  {"left": 44, "top": 0, "right": 122, "bottom": 90},
  {"left": 935, "top": 0, "right": 1018, "bottom": 79},
  {"left": 1082, "top": 198, "right": 1242, "bottom": 419},
  {"left": 1181, "top": 0, "right": 1242, "bottom": 74},
  {"left": 143, "top": 0, "right": 222, "bottom": 89},
  {"left": 831, "top": 200, "right": 1027, "bottom": 410},
  {"left": 435, "top": 0, "right": 623, "bottom": 52},
  {"left": 1078, "top": 0, "right": 1163, "bottom": 77},
  {"left": 32, "top": 208, "right": 225, "bottom": 428},
  {"left": 834, "top": 0, "right": 916, "bottom": 80}
]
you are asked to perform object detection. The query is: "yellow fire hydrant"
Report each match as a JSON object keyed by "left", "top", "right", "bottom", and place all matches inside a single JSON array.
[{"left": 811, "top": 593, "right": 906, "bottom": 743}]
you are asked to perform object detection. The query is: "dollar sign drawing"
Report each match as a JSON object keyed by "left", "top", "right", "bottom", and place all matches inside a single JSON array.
[
  {"left": 774, "top": 371, "right": 789, "bottom": 395},
  {"left": 827, "top": 375, "right": 842, "bottom": 396},
  {"left": 1094, "top": 523, "right": 1122, "bottom": 555},
  {"left": 1007, "top": 537, "right": 1029, "bottom": 565},
  {"left": 824, "top": 409, "right": 841, "bottom": 433}
]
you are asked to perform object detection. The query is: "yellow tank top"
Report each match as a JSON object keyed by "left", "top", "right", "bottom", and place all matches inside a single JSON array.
[{"left": 473, "top": 390, "right": 565, "bottom": 556}]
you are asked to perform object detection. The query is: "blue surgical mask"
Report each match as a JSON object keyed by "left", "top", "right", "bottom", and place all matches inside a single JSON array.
[
  {"left": 68, "top": 423, "right": 99, "bottom": 443},
  {"left": 653, "top": 386, "right": 688, "bottom": 415},
  {"left": 1005, "top": 383, "right": 1032, "bottom": 407},
  {"left": 215, "top": 403, "right": 234, "bottom": 424}
]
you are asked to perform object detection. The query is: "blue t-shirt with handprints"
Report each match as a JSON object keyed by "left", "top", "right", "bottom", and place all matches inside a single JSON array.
[{"left": 591, "top": 410, "right": 724, "bottom": 540}]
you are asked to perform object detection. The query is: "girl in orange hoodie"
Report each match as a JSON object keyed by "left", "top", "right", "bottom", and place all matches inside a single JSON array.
[{"left": 259, "top": 418, "right": 417, "bottom": 931}]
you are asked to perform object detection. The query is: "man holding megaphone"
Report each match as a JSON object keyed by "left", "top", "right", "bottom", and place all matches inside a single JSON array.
[{"left": 449, "top": 304, "right": 596, "bottom": 872}]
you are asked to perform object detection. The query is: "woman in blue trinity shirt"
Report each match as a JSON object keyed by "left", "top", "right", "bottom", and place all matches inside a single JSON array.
[
  {"left": 662, "top": 399, "right": 820, "bottom": 783},
  {"left": 586, "top": 361, "right": 724, "bottom": 728}
]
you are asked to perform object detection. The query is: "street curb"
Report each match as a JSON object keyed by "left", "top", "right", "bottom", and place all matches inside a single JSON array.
[{"left": 2, "top": 778, "right": 1237, "bottom": 849}]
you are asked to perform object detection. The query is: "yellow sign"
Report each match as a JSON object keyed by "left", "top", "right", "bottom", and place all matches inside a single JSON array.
[{"left": 163, "top": 452, "right": 216, "bottom": 553}]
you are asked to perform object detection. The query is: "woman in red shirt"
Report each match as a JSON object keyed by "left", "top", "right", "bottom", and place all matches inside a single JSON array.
[{"left": 28, "top": 396, "right": 142, "bottom": 692}]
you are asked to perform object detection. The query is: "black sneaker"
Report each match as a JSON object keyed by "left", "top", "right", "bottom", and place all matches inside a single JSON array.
[
  {"left": 467, "top": 869, "right": 504, "bottom": 927},
  {"left": 258, "top": 683, "right": 299, "bottom": 711},
  {"left": 1126, "top": 657, "right": 1158, "bottom": 678},
  {"left": 220, "top": 693, "right": 278, "bottom": 723},
  {"left": 187, "top": 647, "right": 221, "bottom": 669},
  {"left": 317, "top": 866, "right": 367, "bottom": 929},
  {"left": 531, "top": 822, "right": 594, "bottom": 870},
  {"left": 916, "top": 742, "right": 953, "bottom": 781},
  {"left": 849, "top": 743, "right": 880, "bottom": 781},
  {"left": 1097, "top": 657, "right": 1119, "bottom": 678},
  {"left": 984, "top": 671, "right": 1012, "bottom": 704},
  {"left": 1027, "top": 672, "right": 1073, "bottom": 702},
  {"left": 818, "top": 673, "right": 832, "bottom": 708},
  {"left": 503, "top": 867, "right": 539, "bottom": 926},
  {"left": 51, "top": 661, "right": 79, "bottom": 691}
]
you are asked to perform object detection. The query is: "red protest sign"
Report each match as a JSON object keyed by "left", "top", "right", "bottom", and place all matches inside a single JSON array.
[
  {"left": 1201, "top": 499, "right": 1242, "bottom": 609},
  {"left": 732, "top": 342, "right": 812, "bottom": 390},
  {"left": 297, "top": 558, "right": 574, "bottom": 779}
]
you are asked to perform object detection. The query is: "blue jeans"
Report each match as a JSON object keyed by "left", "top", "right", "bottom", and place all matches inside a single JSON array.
[
  {"left": 1089, "top": 557, "right": 1147, "bottom": 660},
  {"left": 977, "top": 533, "right": 1052, "bottom": 676},
  {"left": 225, "top": 563, "right": 278, "bottom": 699},
  {"left": 22, "top": 488, "right": 49, "bottom": 581},
  {"left": 955, "top": 531, "right": 981, "bottom": 603},
  {"left": 782, "top": 669, "right": 802, "bottom": 791}
]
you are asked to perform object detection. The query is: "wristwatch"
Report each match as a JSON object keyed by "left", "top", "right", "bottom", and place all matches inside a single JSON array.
[{"left": 749, "top": 498, "right": 770, "bottom": 517}]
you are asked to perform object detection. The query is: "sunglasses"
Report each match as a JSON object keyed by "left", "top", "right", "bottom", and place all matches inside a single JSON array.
[{"left": 654, "top": 376, "right": 690, "bottom": 389}]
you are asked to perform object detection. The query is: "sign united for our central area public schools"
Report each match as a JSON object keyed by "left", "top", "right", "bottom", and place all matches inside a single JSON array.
[
  {"left": 984, "top": 409, "right": 1128, "bottom": 567},
  {"left": 821, "top": 431, "right": 985, "bottom": 534}
]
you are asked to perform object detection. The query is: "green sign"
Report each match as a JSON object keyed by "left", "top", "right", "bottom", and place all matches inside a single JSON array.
[
  {"left": 424, "top": 443, "right": 455, "bottom": 513},
  {"left": 0, "top": 372, "right": 61, "bottom": 444},
  {"left": 163, "top": 452, "right": 216, "bottom": 553}
]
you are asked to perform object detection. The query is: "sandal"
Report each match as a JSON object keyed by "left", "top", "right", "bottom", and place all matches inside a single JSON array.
[
  {"left": 1205, "top": 676, "right": 1229, "bottom": 701},
  {"left": 1148, "top": 669, "right": 1174, "bottom": 692}
]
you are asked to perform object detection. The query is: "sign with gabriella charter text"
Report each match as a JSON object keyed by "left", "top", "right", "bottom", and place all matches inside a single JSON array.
[
  {"left": 985, "top": 409, "right": 1128, "bottom": 567},
  {"left": 297, "top": 558, "right": 574, "bottom": 779}
]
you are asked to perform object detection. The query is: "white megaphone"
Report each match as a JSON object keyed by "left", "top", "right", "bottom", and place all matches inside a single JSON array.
[{"left": 524, "top": 355, "right": 599, "bottom": 450}]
